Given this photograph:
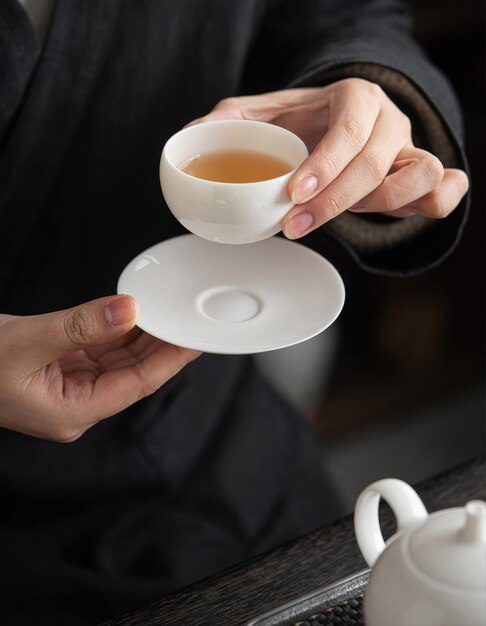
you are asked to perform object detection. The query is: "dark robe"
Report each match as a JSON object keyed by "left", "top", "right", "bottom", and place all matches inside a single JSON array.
[{"left": 0, "top": 0, "right": 468, "bottom": 624}]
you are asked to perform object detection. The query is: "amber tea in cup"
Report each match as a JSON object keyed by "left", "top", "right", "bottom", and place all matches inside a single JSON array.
[{"left": 180, "top": 149, "right": 293, "bottom": 183}]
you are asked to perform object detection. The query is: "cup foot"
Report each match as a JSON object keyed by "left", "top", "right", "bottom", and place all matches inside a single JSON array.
[{"left": 197, "top": 287, "right": 261, "bottom": 323}]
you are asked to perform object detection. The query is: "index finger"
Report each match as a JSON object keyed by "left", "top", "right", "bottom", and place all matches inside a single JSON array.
[{"left": 288, "top": 83, "right": 381, "bottom": 205}]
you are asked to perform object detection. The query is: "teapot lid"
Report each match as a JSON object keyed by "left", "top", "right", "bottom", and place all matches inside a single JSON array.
[{"left": 409, "top": 500, "right": 486, "bottom": 592}]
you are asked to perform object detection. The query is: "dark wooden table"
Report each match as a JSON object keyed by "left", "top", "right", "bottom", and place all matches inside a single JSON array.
[{"left": 104, "top": 456, "right": 485, "bottom": 626}]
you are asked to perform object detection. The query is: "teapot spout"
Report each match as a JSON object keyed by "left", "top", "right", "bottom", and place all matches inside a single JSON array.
[{"left": 462, "top": 500, "right": 486, "bottom": 543}]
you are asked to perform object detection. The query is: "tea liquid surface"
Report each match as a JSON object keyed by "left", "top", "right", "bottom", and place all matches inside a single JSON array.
[{"left": 180, "top": 149, "right": 292, "bottom": 183}]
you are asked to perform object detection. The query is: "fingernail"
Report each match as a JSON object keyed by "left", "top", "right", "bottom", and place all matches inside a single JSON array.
[
  {"left": 284, "top": 212, "right": 314, "bottom": 239},
  {"left": 105, "top": 296, "right": 135, "bottom": 326},
  {"left": 292, "top": 175, "right": 318, "bottom": 204}
]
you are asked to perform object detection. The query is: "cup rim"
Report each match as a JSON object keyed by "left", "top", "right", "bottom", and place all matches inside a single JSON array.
[{"left": 160, "top": 119, "right": 308, "bottom": 187}]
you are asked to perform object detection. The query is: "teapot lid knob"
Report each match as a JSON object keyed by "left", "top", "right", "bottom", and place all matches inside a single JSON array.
[
  {"left": 409, "top": 499, "right": 486, "bottom": 591},
  {"left": 462, "top": 500, "right": 486, "bottom": 543}
]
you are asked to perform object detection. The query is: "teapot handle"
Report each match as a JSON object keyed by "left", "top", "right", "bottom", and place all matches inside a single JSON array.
[{"left": 354, "top": 478, "right": 428, "bottom": 567}]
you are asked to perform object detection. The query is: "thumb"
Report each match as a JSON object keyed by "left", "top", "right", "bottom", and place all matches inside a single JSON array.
[{"left": 9, "top": 295, "right": 138, "bottom": 369}]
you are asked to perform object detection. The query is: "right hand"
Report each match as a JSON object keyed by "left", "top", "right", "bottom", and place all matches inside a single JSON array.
[
  {"left": 191, "top": 82, "right": 469, "bottom": 238},
  {"left": 0, "top": 295, "right": 201, "bottom": 442}
]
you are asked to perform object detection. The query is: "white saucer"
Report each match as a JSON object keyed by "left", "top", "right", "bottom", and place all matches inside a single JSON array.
[{"left": 117, "top": 235, "right": 345, "bottom": 354}]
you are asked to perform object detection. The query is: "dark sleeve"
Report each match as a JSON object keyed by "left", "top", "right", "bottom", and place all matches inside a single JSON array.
[{"left": 242, "top": 0, "right": 470, "bottom": 276}]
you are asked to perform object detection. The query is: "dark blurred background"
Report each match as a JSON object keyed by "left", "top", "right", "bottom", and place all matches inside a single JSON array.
[{"left": 257, "top": 0, "right": 485, "bottom": 511}]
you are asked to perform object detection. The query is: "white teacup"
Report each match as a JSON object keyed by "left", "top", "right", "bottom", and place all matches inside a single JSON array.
[{"left": 159, "top": 120, "right": 308, "bottom": 244}]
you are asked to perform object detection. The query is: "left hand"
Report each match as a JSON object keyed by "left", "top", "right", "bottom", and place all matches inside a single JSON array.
[
  {"left": 0, "top": 295, "right": 200, "bottom": 442},
  {"left": 188, "top": 79, "right": 469, "bottom": 239}
]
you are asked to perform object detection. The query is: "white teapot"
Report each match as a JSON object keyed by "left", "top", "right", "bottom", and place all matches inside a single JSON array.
[{"left": 354, "top": 478, "right": 486, "bottom": 626}]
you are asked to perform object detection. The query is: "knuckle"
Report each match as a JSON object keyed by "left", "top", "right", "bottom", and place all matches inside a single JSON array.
[
  {"left": 323, "top": 193, "right": 344, "bottom": 220},
  {"left": 334, "top": 77, "right": 355, "bottom": 92},
  {"left": 343, "top": 78, "right": 383, "bottom": 101},
  {"left": 458, "top": 172, "right": 469, "bottom": 195},
  {"left": 320, "top": 151, "right": 340, "bottom": 179},
  {"left": 341, "top": 77, "right": 369, "bottom": 92},
  {"left": 400, "top": 113, "right": 412, "bottom": 137},
  {"left": 367, "top": 81, "right": 384, "bottom": 99},
  {"left": 137, "top": 383, "right": 158, "bottom": 402},
  {"left": 342, "top": 116, "right": 365, "bottom": 148},
  {"left": 380, "top": 186, "right": 395, "bottom": 212},
  {"left": 425, "top": 190, "right": 445, "bottom": 218},
  {"left": 134, "top": 363, "right": 159, "bottom": 399},
  {"left": 363, "top": 151, "right": 387, "bottom": 185},
  {"left": 64, "top": 308, "right": 97, "bottom": 346},
  {"left": 215, "top": 96, "right": 239, "bottom": 110},
  {"left": 421, "top": 154, "right": 444, "bottom": 187}
]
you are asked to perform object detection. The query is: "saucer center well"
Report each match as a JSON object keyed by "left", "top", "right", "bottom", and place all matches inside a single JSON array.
[{"left": 198, "top": 287, "right": 261, "bottom": 323}]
